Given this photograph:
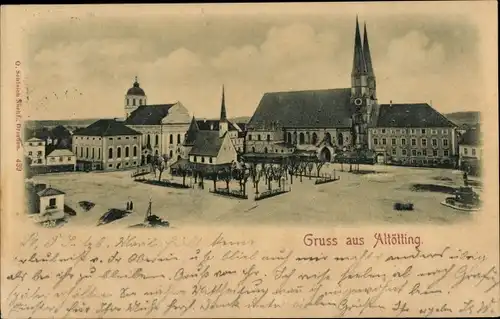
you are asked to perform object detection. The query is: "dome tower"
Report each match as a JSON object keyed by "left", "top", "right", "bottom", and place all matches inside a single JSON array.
[{"left": 125, "top": 76, "right": 147, "bottom": 118}]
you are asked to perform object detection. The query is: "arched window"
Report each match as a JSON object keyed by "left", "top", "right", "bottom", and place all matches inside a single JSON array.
[
  {"left": 264, "top": 147, "right": 268, "bottom": 153},
  {"left": 92, "top": 148, "right": 95, "bottom": 159},
  {"left": 248, "top": 134, "right": 252, "bottom": 141},
  {"left": 139, "top": 99, "right": 143, "bottom": 106},
  {"left": 312, "top": 132, "right": 318, "bottom": 145},
  {"left": 108, "top": 148, "right": 113, "bottom": 159},
  {"left": 86, "top": 147, "right": 89, "bottom": 158},
  {"left": 155, "top": 150, "right": 159, "bottom": 156},
  {"left": 169, "top": 134, "right": 173, "bottom": 144},
  {"left": 169, "top": 150, "right": 173, "bottom": 158},
  {"left": 125, "top": 146, "right": 129, "bottom": 157},
  {"left": 258, "top": 135, "right": 261, "bottom": 141},
  {"left": 177, "top": 134, "right": 181, "bottom": 144},
  {"left": 287, "top": 132, "right": 292, "bottom": 143},
  {"left": 266, "top": 134, "right": 270, "bottom": 142},
  {"left": 251, "top": 147, "right": 255, "bottom": 153},
  {"left": 133, "top": 146, "right": 137, "bottom": 157},
  {"left": 293, "top": 132, "right": 298, "bottom": 144},
  {"left": 133, "top": 99, "right": 136, "bottom": 106},
  {"left": 325, "top": 132, "right": 332, "bottom": 145},
  {"left": 299, "top": 133, "right": 305, "bottom": 144},
  {"left": 155, "top": 135, "right": 159, "bottom": 146},
  {"left": 80, "top": 147, "right": 83, "bottom": 157},
  {"left": 306, "top": 132, "right": 311, "bottom": 144},
  {"left": 147, "top": 134, "right": 151, "bottom": 146},
  {"left": 126, "top": 99, "right": 129, "bottom": 106},
  {"left": 98, "top": 148, "right": 101, "bottom": 159},
  {"left": 117, "top": 147, "right": 121, "bottom": 158},
  {"left": 338, "top": 132, "right": 344, "bottom": 146}
]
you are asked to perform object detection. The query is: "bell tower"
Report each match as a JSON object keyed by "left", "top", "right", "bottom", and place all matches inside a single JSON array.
[{"left": 125, "top": 76, "right": 147, "bottom": 118}]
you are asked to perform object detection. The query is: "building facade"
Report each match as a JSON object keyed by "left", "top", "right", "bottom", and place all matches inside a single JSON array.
[
  {"left": 25, "top": 137, "right": 46, "bottom": 166},
  {"left": 46, "top": 149, "right": 76, "bottom": 172},
  {"left": 73, "top": 119, "right": 142, "bottom": 171},
  {"left": 458, "top": 128, "right": 482, "bottom": 175}
]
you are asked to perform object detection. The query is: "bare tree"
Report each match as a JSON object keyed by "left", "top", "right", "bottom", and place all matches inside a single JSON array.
[
  {"left": 155, "top": 154, "right": 170, "bottom": 182},
  {"left": 177, "top": 161, "right": 189, "bottom": 186},
  {"left": 306, "top": 161, "right": 314, "bottom": 180},
  {"left": 316, "top": 160, "right": 325, "bottom": 177}
]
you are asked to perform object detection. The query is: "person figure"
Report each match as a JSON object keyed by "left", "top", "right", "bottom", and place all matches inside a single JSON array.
[
  {"left": 130, "top": 201, "right": 134, "bottom": 211},
  {"left": 126, "top": 201, "right": 130, "bottom": 211}
]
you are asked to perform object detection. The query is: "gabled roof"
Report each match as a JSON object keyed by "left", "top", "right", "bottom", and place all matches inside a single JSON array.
[
  {"left": 459, "top": 129, "right": 481, "bottom": 146},
  {"left": 37, "top": 187, "right": 65, "bottom": 197},
  {"left": 196, "top": 119, "right": 239, "bottom": 131},
  {"left": 374, "top": 103, "right": 457, "bottom": 128},
  {"left": 74, "top": 119, "right": 141, "bottom": 136},
  {"left": 189, "top": 131, "right": 224, "bottom": 157},
  {"left": 26, "top": 137, "right": 43, "bottom": 142},
  {"left": 248, "top": 88, "right": 354, "bottom": 129},
  {"left": 125, "top": 104, "right": 176, "bottom": 125},
  {"left": 47, "top": 149, "right": 75, "bottom": 157}
]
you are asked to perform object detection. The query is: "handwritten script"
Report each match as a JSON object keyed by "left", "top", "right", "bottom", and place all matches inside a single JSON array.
[{"left": 2, "top": 231, "right": 499, "bottom": 318}]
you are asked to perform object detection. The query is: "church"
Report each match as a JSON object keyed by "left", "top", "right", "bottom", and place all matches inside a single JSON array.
[{"left": 245, "top": 17, "right": 458, "bottom": 166}]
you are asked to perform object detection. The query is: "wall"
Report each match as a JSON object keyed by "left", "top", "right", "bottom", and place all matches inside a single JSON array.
[
  {"left": 39, "top": 194, "right": 64, "bottom": 216},
  {"left": 102, "top": 135, "right": 142, "bottom": 170},
  {"left": 25, "top": 140, "right": 46, "bottom": 166},
  {"left": 189, "top": 155, "right": 217, "bottom": 165},
  {"left": 73, "top": 135, "right": 104, "bottom": 163},
  {"left": 459, "top": 144, "right": 482, "bottom": 160},
  {"left": 368, "top": 127, "right": 457, "bottom": 164},
  {"left": 46, "top": 155, "right": 76, "bottom": 167},
  {"left": 216, "top": 134, "right": 238, "bottom": 164}
]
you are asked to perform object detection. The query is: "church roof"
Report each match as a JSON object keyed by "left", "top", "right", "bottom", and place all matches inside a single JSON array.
[
  {"left": 125, "top": 104, "right": 176, "bottom": 125},
  {"left": 375, "top": 103, "right": 457, "bottom": 128},
  {"left": 189, "top": 131, "right": 224, "bottom": 157},
  {"left": 74, "top": 119, "right": 141, "bottom": 136},
  {"left": 248, "top": 88, "right": 354, "bottom": 129},
  {"left": 352, "top": 17, "right": 368, "bottom": 76},
  {"left": 196, "top": 119, "right": 239, "bottom": 131}
]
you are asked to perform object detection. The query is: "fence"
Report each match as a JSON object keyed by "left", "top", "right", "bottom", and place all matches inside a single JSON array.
[
  {"left": 209, "top": 188, "right": 248, "bottom": 199},
  {"left": 254, "top": 188, "right": 290, "bottom": 201}
]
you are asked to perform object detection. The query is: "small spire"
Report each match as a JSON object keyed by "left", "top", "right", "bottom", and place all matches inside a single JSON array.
[
  {"left": 220, "top": 85, "right": 227, "bottom": 122},
  {"left": 352, "top": 16, "right": 367, "bottom": 76},
  {"left": 363, "top": 22, "right": 374, "bottom": 76},
  {"left": 133, "top": 76, "right": 139, "bottom": 87}
]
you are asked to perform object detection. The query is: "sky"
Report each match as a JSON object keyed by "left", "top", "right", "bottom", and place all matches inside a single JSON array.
[{"left": 20, "top": 4, "right": 485, "bottom": 120}]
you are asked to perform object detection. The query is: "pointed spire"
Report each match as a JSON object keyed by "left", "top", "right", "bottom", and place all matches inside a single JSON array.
[
  {"left": 363, "top": 22, "right": 374, "bottom": 76},
  {"left": 184, "top": 116, "right": 199, "bottom": 146},
  {"left": 220, "top": 85, "right": 227, "bottom": 122},
  {"left": 133, "top": 76, "right": 139, "bottom": 87},
  {"left": 352, "top": 16, "right": 367, "bottom": 76}
]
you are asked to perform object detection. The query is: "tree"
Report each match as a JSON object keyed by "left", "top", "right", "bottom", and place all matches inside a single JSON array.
[
  {"left": 152, "top": 154, "right": 170, "bottom": 181},
  {"left": 286, "top": 155, "right": 300, "bottom": 185},
  {"left": 315, "top": 160, "right": 325, "bottom": 177},
  {"left": 176, "top": 161, "right": 189, "bottom": 186},
  {"left": 220, "top": 166, "right": 232, "bottom": 191},
  {"left": 306, "top": 161, "right": 314, "bottom": 180}
]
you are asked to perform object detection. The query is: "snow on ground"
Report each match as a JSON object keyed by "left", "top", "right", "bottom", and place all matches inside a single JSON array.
[{"left": 30, "top": 163, "right": 476, "bottom": 228}]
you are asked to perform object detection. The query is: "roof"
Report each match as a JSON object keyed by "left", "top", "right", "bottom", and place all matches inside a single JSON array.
[
  {"left": 196, "top": 119, "right": 239, "bottom": 131},
  {"left": 189, "top": 131, "right": 224, "bottom": 157},
  {"left": 27, "top": 137, "right": 43, "bottom": 142},
  {"left": 184, "top": 117, "right": 199, "bottom": 146},
  {"left": 37, "top": 187, "right": 65, "bottom": 197},
  {"left": 74, "top": 119, "right": 141, "bottom": 136},
  {"left": 47, "top": 149, "right": 75, "bottom": 157},
  {"left": 248, "top": 88, "right": 354, "bottom": 129},
  {"left": 459, "top": 129, "right": 481, "bottom": 146},
  {"left": 374, "top": 103, "right": 457, "bottom": 128},
  {"left": 127, "top": 80, "right": 145, "bottom": 96},
  {"left": 125, "top": 104, "right": 175, "bottom": 125}
]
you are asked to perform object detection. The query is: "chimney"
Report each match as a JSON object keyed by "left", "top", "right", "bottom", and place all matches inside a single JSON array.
[{"left": 390, "top": 100, "right": 392, "bottom": 106}]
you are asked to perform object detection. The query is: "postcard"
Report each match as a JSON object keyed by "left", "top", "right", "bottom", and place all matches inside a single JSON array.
[{"left": 1, "top": 2, "right": 498, "bottom": 318}]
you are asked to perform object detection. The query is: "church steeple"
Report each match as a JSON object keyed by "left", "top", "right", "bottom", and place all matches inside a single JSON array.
[
  {"left": 184, "top": 116, "right": 199, "bottom": 146},
  {"left": 363, "top": 22, "right": 377, "bottom": 100},
  {"left": 219, "top": 85, "right": 228, "bottom": 138},
  {"left": 352, "top": 16, "right": 367, "bottom": 76}
]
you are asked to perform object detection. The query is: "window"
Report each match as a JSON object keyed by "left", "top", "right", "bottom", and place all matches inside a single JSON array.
[
  {"left": 258, "top": 135, "right": 261, "bottom": 141},
  {"left": 443, "top": 139, "right": 448, "bottom": 147},
  {"left": 49, "top": 198, "right": 56, "bottom": 207},
  {"left": 422, "top": 138, "right": 427, "bottom": 147},
  {"left": 125, "top": 146, "right": 129, "bottom": 157},
  {"left": 108, "top": 148, "right": 113, "bottom": 159},
  {"left": 264, "top": 147, "right": 268, "bottom": 153},
  {"left": 464, "top": 148, "right": 468, "bottom": 155},
  {"left": 127, "top": 99, "right": 129, "bottom": 106},
  {"left": 472, "top": 148, "right": 476, "bottom": 156},
  {"left": 133, "top": 99, "right": 136, "bottom": 106},
  {"left": 67, "top": 157, "right": 71, "bottom": 161},
  {"left": 92, "top": 148, "right": 95, "bottom": 159},
  {"left": 286, "top": 133, "right": 291, "bottom": 143},
  {"left": 402, "top": 149, "right": 407, "bottom": 156},
  {"left": 139, "top": 99, "right": 143, "bottom": 106},
  {"left": 412, "top": 150, "right": 417, "bottom": 156},
  {"left": 155, "top": 135, "right": 159, "bottom": 146},
  {"left": 381, "top": 129, "right": 386, "bottom": 134},
  {"left": 118, "top": 147, "right": 122, "bottom": 158},
  {"left": 251, "top": 147, "right": 255, "bottom": 153},
  {"left": 80, "top": 148, "right": 83, "bottom": 157},
  {"left": 432, "top": 138, "right": 437, "bottom": 147},
  {"left": 411, "top": 129, "right": 416, "bottom": 134},
  {"left": 29, "top": 143, "right": 33, "bottom": 146},
  {"left": 86, "top": 148, "right": 89, "bottom": 158},
  {"left": 28, "top": 151, "right": 32, "bottom": 155},
  {"left": 169, "top": 134, "right": 173, "bottom": 144},
  {"left": 442, "top": 129, "right": 448, "bottom": 134},
  {"left": 373, "top": 138, "right": 378, "bottom": 145},
  {"left": 109, "top": 164, "right": 113, "bottom": 168},
  {"left": 444, "top": 150, "right": 449, "bottom": 156},
  {"left": 422, "top": 149, "right": 427, "bottom": 156},
  {"left": 421, "top": 129, "right": 426, "bottom": 134},
  {"left": 392, "top": 149, "right": 397, "bottom": 155},
  {"left": 402, "top": 138, "right": 406, "bottom": 145},
  {"left": 209, "top": 157, "right": 213, "bottom": 163},
  {"left": 299, "top": 133, "right": 305, "bottom": 144},
  {"left": 201, "top": 157, "right": 205, "bottom": 163},
  {"left": 312, "top": 132, "right": 318, "bottom": 145},
  {"left": 382, "top": 138, "right": 387, "bottom": 145},
  {"left": 38, "top": 159, "right": 42, "bottom": 164},
  {"left": 411, "top": 138, "right": 416, "bottom": 146},
  {"left": 59, "top": 156, "right": 63, "bottom": 162},
  {"left": 431, "top": 129, "right": 437, "bottom": 134},
  {"left": 248, "top": 134, "right": 252, "bottom": 141},
  {"left": 392, "top": 138, "right": 396, "bottom": 145},
  {"left": 109, "top": 137, "right": 113, "bottom": 140},
  {"left": 98, "top": 148, "right": 101, "bottom": 159},
  {"left": 37, "top": 151, "right": 42, "bottom": 156},
  {"left": 194, "top": 156, "right": 198, "bottom": 162},
  {"left": 433, "top": 150, "right": 438, "bottom": 157},
  {"left": 177, "top": 134, "right": 181, "bottom": 144},
  {"left": 267, "top": 134, "right": 270, "bottom": 142},
  {"left": 117, "top": 137, "right": 121, "bottom": 140}
]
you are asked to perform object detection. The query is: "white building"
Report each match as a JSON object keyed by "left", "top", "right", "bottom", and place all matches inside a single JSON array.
[
  {"left": 458, "top": 128, "right": 482, "bottom": 174},
  {"left": 46, "top": 149, "right": 76, "bottom": 171},
  {"left": 25, "top": 137, "right": 46, "bottom": 166},
  {"left": 28, "top": 186, "right": 66, "bottom": 222}
]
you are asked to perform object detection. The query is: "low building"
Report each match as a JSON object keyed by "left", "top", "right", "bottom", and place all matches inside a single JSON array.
[
  {"left": 46, "top": 149, "right": 76, "bottom": 172},
  {"left": 26, "top": 183, "right": 65, "bottom": 222},
  {"left": 72, "top": 119, "right": 142, "bottom": 171},
  {"left": 24, "top": 137, "right": 46, "bottom": 166},
  {"left": 458, "top": 128, "right": 482, "bottom": 175},
  {"left": 368, "top": 103, "right": 458, "bottom": 167}
]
